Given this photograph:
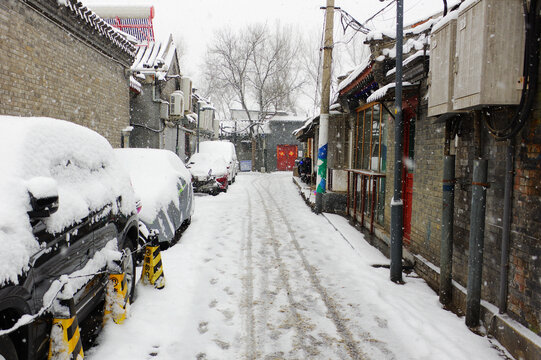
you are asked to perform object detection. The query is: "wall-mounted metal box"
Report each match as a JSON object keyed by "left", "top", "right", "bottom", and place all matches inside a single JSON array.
[
  {"left": 428, "top": 18, "right": 457, "bottom": 117},
  {"left": 452, "top": 0, "right": 524, "bottom": 110}
]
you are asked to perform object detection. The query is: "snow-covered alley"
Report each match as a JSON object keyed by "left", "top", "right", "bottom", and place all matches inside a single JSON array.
[{"left": 86, "top": 172, "right": 508, "bottom": 360}]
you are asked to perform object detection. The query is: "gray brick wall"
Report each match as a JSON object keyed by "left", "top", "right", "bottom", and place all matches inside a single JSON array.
[
  {"left": 410, "top": 103, "right": 445, "bottom": 268},
  {"left": 0, "top": 0, "right": 130, "bottom": 148}
]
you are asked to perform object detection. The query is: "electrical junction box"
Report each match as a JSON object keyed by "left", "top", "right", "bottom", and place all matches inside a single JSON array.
[
  {"left": 160, "top": 101, "right": 169, "bottom": 120},
  {"left": 452, "top": 0, "right": 524, "bottom": 110},
  {"left": 428, "top": 17, "right": 457, "bottom": 117}
]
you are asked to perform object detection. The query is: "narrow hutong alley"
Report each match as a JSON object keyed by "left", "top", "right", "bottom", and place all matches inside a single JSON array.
[{"left": 87, "top": 173, "right": 507, "bottom": 360}]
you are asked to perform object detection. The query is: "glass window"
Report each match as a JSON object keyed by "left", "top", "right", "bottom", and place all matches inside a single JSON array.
[{"left": 352, "top": 103, "right": 390, "bottom": 225}]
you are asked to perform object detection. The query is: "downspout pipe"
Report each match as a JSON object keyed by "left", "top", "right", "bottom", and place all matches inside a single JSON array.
[
  {"left": 498, "top": 139, "right": 515, "bottom": 313},
  {"left": 390, "top": 0, "right": 404, "bottom": 283},
  {"left": 439, "top": 155, "right": 455, "bottom": 306},
  {"left": 466, "top": 159, "right": 489, "bottom": 328}
]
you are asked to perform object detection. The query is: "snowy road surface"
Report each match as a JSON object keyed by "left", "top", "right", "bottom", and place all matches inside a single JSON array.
[{"left": 87, "top": 172, "right": 507, "bottom": 360}]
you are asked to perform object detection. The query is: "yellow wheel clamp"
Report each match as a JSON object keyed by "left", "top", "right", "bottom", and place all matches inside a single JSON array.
[
  {"left": 104, "top": 272, "right": 130, "bottom": 325},
  {"left": 140, "top": 231, "right": 165, "bottom": 289},
  {"left": 48, "top": 298, "right": 84, "bottom": 360}
]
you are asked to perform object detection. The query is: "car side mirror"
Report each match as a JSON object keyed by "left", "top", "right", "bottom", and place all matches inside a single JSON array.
[
  {"left": 26, "top": 177, "right": 59, "bottom": 219},
  {"left": 27, "top": 193, "right": 59, "bottom": 219}
]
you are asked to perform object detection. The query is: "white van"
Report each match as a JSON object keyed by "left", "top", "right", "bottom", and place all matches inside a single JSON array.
[{"left": 199, "top": 140, "right": 238, "bottom": 184}]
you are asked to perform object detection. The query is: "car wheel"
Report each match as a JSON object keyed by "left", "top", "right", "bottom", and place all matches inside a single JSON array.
[
  {"left": 121, "top": 241, "right": 136, "bottom": 303},
  {"left": 0, "top": 335, "right": 18, "bottom": 360}
]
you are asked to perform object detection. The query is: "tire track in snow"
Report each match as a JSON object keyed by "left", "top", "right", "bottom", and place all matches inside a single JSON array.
[
  {"left": 241, "top": 189, "right": 257, "bottom": 358},
  {"left": 255, "top": 177, "right": 371, "bottom": 360},
  {"left": 253, "top": 180, "right": 332, "bottom": 359}
]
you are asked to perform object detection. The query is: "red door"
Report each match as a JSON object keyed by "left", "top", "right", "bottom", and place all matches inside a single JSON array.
[
  {"left": 402, "top": 97, "right": 417, "bottom": 245},
  {"left": 277, "top": 145, "right": 298, "bottom": 171},
  {"left": 403, "top": 173, "right": 414, "bottom": 244}
]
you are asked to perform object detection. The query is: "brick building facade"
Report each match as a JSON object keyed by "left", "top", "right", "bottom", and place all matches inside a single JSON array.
[
  {"left": 0, "top": 0, "right": 135, "bottom": 147},
  {"left": 325, "top": 3, "right": 540, "bottom": 358}
]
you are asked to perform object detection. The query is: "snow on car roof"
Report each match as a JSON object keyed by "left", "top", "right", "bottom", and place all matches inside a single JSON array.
[
  {"left": 0, "top": 116, "right": 135, "bottom": 286},
  {"left": 115, "top": 148, "right": 191, "bottom": 224},
  {"left": 187, "top": 152, "right": 228, "bottom": 178}
]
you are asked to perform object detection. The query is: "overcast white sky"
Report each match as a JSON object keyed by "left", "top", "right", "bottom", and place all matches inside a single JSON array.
[{"left": 84, "top": 0, "right": 453, "bottom": 86}]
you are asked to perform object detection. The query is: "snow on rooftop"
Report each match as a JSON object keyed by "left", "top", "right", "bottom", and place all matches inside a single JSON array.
[
  {"left": 386, "top": 49, "right": 427, "bottom": 77},
  {"left": 293, "top": 115, "right": 318, "bottom": 136},
  {"left": 337, "top": 55, "right": 373, "bottom": 93},
  {"left": 366, "top": 82, "right": 412, "bottom": 103},
  {"left": 131, "top": 35, "right": 177, "bottom": 75},
  {"left": 129, "top": 75, "right": 142, "bottom": 93},
  {"left": 0, "top": 116, "right": 135, "bottom": 286}
]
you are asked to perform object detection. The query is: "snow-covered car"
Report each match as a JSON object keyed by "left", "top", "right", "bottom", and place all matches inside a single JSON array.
[
  {"left": 187, "top": 152, "right": 229, "bottom": 195},
  {"left": 115, "top": 148, "right": 194, "bottom": 247},
  {"left": 198, "top": 141, "right": 238, "bottom": 184},
  {"left": 0, "top": 116, "right": 139, "bottom": 360}
]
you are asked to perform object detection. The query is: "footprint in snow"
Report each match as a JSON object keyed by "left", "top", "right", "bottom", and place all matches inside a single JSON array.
[
  {"left": 223, "top": 287, "right": 234, "bottom": 296},
  {"left": 198, "top": 321, "right": 209, "bottom": 334},
  {"left": 213, "top": 339, "right": 230, "bottom": 350},
  {"left": 208, "top": 299, "right": 218, "bottom": 308},
  {"left": 147, "top": 345, "right": 159, "bottom": 358},
  {"left": 210, "top": 278, "right": 218, "bottom": 285}
]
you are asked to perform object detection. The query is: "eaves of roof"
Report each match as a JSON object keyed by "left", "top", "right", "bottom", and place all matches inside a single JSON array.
[
  {"left": 27, "top": 0, "right": 136, "bottom": 66},
  {"left": 339, "top": 64, "right": 375, "bottom": 98}
]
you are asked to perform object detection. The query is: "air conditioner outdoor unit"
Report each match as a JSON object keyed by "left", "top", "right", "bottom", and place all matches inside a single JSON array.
[
  {"left": 169, "top": 90, "right": 184, "bottom": 116},
  {"left": 181, "top": 77, "right": 192, "bottom": 113}
]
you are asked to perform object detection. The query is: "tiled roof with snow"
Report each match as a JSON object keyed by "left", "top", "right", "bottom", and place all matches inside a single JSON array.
[
  {"left": 337, "top": 55, "right": 373, "bottom": 93},
  {"left": 88, "top": 5, "right": 155, "bottom": 43},
  {"left": 57, "top": 0, "right": 136, "bottom": 56},
  {"left": 366, "top": 82, "right": 412, "bottom": 103},
  {"left": 129, "top": 76, "right": 142, "bottom": 93},
  {"left": 131, "top": 35, "right": 177, "bottom": 75}
]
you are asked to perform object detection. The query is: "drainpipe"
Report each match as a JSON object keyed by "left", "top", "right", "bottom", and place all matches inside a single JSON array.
[
  {"left": 439, "top": 155, "right": 455, "bottom": 305},
  {"left": 498, "top": 139, "right": 515, "bottom": 313},
  {"left": 465, "top": 159, "right": 488, "bottom": 328}
]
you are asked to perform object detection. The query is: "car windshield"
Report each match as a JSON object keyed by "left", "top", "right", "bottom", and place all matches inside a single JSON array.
[{"left": 0, "top": 1, "right": 535, "bottom": 360}]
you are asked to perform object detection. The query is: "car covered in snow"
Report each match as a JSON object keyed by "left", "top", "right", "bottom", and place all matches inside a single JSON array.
[
  {"left": 186, "top": 152, "right": 229, "bottom": 195},
  {"left": 0, "top": 117, "right": 139, "bottom": 360},
  {"left": 198, "top": 141, "right": 238, "bottom": 184},
  {"left": 114, "top": 148, "right": 194, "bottom": 247}
]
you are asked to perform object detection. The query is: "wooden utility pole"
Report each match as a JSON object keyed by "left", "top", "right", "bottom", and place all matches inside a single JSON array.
[{"left": 315, "top": 0, "right": 334, "bottom": 213}]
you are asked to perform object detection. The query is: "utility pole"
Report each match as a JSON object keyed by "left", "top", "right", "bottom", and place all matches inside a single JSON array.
[
  {"left": 390, "top": 0, "right": 404, "bottom": 283},
  {"left": 315, "top": 0, "right": 335, "bottom": 214}
]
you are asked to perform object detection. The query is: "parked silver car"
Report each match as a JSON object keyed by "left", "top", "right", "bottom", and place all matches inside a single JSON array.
[{"left": 115, "top": 148, "right": 194, "bottom": 247}]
